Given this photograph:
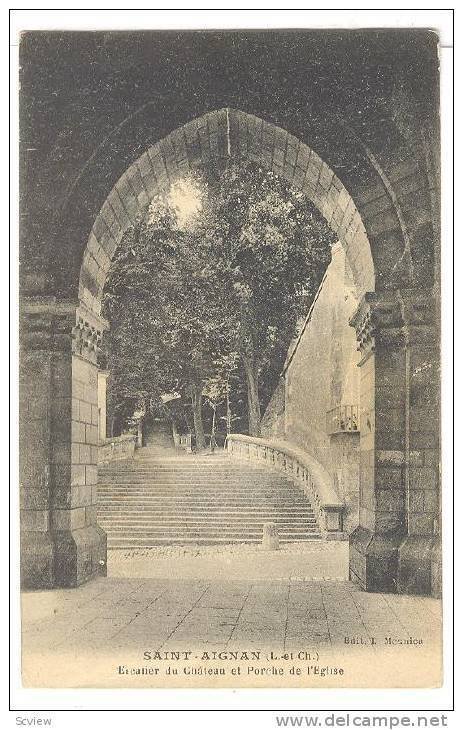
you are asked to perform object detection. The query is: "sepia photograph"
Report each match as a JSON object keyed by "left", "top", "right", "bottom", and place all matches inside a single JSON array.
[{"left": 16, "top": 21, "right": 444, "bottom": 692}]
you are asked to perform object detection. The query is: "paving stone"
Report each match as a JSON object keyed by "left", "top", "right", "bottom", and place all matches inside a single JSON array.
[{"left": 22, "top": 572, "right": 442, "bottom": 669}]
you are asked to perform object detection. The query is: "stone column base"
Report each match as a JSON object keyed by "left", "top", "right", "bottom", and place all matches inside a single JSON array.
[
  {"left": 53, "top": 525, "right": 107, "bottom": 587},
  {"left": 397, "top": 535, "right": 441, "bottom": 596},
  {"left": 349, "top": 526, "right": 403, "bottom": 593},
  {"left": 20, "top": 525, "right": 107, "bottom": 589},
  {"left": 21, "top": 532, "right": 55, "bottom": 589},
  {"left": 350, "top": 527, "right": 442, "bottom": 596}
]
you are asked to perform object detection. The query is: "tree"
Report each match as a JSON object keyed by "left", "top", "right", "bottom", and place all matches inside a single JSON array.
[
  {"left": 102, "top": 161, "right": 335, "bottom": 442},
  {"left": 203, "top": 352, "right": 239, "bottom": 449},
  {"left": 196, "top": 162, "right": 335, "bottom": 435},
  {"left": 103, "top": 192, "right": 236, "bottom": 449}
]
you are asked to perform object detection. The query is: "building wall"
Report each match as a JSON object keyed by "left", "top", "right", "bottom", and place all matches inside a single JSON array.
[
  {"left": 261, "top": 378, "right": 286, "bottom": 438},
  {"left": 282, "top": 243, "right": 361, "bottom": 532}
]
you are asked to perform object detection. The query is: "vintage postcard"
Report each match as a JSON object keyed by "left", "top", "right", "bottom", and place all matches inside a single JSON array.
[{"left": 18, "top": 27, "right": 443, "bottom": 689}]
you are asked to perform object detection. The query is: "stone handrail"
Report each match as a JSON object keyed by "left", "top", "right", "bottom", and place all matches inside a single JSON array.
[
  {"left": 226, "top": 434, "right": 344, "bottom": 535},
  {"left": 98, "top": 433, "right": 138, "bottom": 464}
]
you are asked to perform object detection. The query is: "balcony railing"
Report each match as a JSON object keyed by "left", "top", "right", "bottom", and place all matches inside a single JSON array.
[{"left": 326, "top": 405, "right": 359, "bottom": 434}]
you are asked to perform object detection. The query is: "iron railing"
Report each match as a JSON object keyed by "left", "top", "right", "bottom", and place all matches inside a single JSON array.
[{"left": 326, "top": 404, "right": 359, "bottom": 434}]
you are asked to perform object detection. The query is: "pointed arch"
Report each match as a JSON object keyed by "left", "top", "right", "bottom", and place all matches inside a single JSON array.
[{"left": 79, "top": 108, "right": 375, "bottom": 315}]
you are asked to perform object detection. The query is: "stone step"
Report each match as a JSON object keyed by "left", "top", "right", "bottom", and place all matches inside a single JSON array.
[
  {"left": 103, "top": 461, "right": 272, "bottom": 466},
  {"left": 100, "top": 485, "right": 301, "bottom": 491},
  {"left": 98, "top": 480, "right": 305, "bottom": 488},
  {"left": 99, "top": 509, "right": 316, "bottom": 517},
  {"left": 100, "top": 514, "right": 316, "bottom": 527},
  {"left": 98, "top": 478, "right": 304, "bottom": 485},
  {"left": 105, "top": 530, "right": 319, "bottom": 538},
  {"left": 98, "top": 485, "right": 314, "bottom": 499},
  {"left": 99, "top": 503, "right": 313, "bottom": 510},
  {"left": 105, "top": 530, "right": 319, "bottom": 537},
  {"left": 99, "top": 470, "right": 293, "bottom": 476},
  {"left": 103, "top": 459, "right": 273, "bottom": 465},
  {"left": 101, "top": 526, "right": 318, "bottom": 535},
  {"left": 98, "top": 472, "right": 292, "bottom": 478},
  {"left": 131, "top": 460, "right": 235, "bottom": 464},
  {"left": 98, "top": 503, "right": 315, "bottom": 510},
  {"left": 98, "top": 510, "right": 315, "bottom": 518},
  {"left": 100, "top": 492, "right": 307, "bottom": 499},
  {"left": 102, "top": 460, "right": 282, "bottom": 465},
  {"left": 98, "top": 503, "right": 314, "bottom": 511},
  {"left": 99, "top": 471, "right": 291, "bottom": 479},
  {"left": 106, "top": 536, "right": 322, "bottom": 547},
  {"left": 99, "top": 450, "right": 319, "bottom": 547},
  {"left": 100, "top": 492, "right": 306, "bottom": 499},
  {"left": 99, "top": 501, "right": 314, "bottom": 507},
  {"left": 99, "top": 517, "right": 316, "bottom": 524},
  {"left": 98, "top": 484, "right": 299, "bottom": 491}
]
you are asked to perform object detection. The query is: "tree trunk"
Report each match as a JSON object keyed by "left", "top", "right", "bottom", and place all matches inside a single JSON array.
[
  {"left": 210, "top": 405, "right": 217, "bottom": 452},
  {"left": 226, "top": 388, "right": 231, "bottom": 435},
  {"left": 191, "top": 383, "right": 206, "bottom": 450},
  {"left": 243, "top": 356, "right": 261, "bottom": 437}
]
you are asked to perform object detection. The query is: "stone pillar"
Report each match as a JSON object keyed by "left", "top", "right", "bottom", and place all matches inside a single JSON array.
[
  {"left": 397, "top": 289, "right": 441, "bottom": 596},
  {"left": 97, "top": 370, "right": 110, "bottom": 442},
  {"left": 20, "top": 297, "right": 108, "bottom": 588},
  {"left": 348, "top": 290, "right": 440, "bottom": 595}
]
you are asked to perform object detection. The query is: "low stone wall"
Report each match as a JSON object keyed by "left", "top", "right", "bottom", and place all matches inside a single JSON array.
[
  {"left": 226, "top": 434, "right": 345, "bottom": 537},
  {"left": 98, "top": 433, "right": 138, "bottom": 464}
]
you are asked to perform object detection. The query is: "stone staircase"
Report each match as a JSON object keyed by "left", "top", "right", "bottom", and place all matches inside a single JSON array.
[{"left": 97, "top": 447, "right": 321, "bottom": 548}]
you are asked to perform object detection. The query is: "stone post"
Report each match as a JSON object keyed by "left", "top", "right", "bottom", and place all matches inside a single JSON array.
[
  {"left": 348, "top": 289, "right": 440, "bottom": 594},
  {"left": 20, "top": 297, "right": 108, "bottom": 588},
  {"left": 262, "top": 522, "right": 280, "bottom": 550}
]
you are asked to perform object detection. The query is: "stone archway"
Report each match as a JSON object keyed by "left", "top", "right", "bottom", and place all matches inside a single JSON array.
[
  {"left": 20, "top": 109, "right": 440, "bottom": 595},
  {"left": 78, "top": 109, "right": 375, "bottom": 318}
]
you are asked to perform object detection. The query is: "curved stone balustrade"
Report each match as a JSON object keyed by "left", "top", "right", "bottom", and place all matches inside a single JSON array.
[
  {"left": 226, "top": 434, "right": 345, "bottom": 535},
  {"left": 98, "top": 433, "right": 138, "bottom": 464}
]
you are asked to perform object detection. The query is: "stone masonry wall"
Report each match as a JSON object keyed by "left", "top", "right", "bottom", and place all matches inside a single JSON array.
[
  {"left": 20, "top": 302, "right": 107, "bottom": 588},
  {"left": 69, "top": 355, "right": 99, "bottom": 534},
  {"left": 282, "top": 243, "right": 361, "bottom": 532},
  {"left": 261, "top": 378, "right": 285, "bottom": 439}
]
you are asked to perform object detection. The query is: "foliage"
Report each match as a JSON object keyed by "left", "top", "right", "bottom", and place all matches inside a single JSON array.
[{"left": 102, "top": 161, "right": 335, "bottom": 439}]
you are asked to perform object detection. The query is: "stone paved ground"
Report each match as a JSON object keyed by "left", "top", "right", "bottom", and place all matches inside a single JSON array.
[
  {"left": 108, "top": 541, "right": 350, "bottom": 580},
  {"left": 21, "top": 547, "right": 442, "bottom": 689}
]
